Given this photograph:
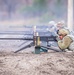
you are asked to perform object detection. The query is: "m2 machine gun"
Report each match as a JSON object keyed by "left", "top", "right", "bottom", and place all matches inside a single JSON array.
[{"left": 0, "top": 25, "right": 61, "bottom": 54}]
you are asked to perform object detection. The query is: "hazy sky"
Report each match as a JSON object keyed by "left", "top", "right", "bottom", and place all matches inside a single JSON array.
[{"left": 0, "top": 0, "right": 73, "bottom": 24}]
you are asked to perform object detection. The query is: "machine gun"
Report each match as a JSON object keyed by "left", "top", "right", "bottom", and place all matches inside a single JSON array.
[{"left": 0, "top": 25, "right": 61, "bottom": 54}]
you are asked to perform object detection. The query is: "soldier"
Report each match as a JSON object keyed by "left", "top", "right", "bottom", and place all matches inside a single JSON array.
[
  {"left": 47, "top": 21, "right": 57, "bottom": 36},
  {"left": 57, "top": 21, "right": 65, "bottom": 30},
  {"left": 57, "top": 28, "right": 74, "bottom": 52}
]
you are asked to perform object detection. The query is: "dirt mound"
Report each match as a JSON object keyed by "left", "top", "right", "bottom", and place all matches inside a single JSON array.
[{"left": 0, "top": 52, "right": 74, "bottom": 75}]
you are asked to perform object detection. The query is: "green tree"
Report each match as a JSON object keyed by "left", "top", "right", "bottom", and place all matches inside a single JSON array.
[{"left": 33, "top": 0, "right": 48, "bottom": 11}]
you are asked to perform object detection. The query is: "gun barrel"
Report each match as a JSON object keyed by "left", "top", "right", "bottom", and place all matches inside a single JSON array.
[
  {"left": 0, "top": 36, "right": 57, "bottom": 41},
  {"left": 0, "top": 31, "right": 33, "bottom": 35},
  {"left": 0, "top": 38, "right": 33, "bottom": 40}
]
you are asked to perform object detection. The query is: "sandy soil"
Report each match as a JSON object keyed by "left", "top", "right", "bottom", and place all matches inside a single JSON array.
[{"left": 0, "top": 51, "right": 74, "bottom": 75}]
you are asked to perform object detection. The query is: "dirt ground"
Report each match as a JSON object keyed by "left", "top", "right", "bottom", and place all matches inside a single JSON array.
[{"left": 0, "top": 51, "right": 74, "bottom": 75}]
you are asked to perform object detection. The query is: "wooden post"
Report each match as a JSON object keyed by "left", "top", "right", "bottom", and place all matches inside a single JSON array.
[{"left": 67, "top": 0, "right": 73, "bottom": 31}]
